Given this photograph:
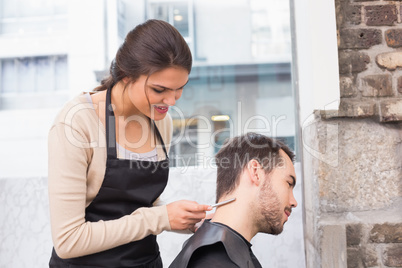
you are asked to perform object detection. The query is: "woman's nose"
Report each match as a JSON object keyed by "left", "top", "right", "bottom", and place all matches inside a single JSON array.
[{"left": 163, "top": 91, "right": 176, "bottom": 106}]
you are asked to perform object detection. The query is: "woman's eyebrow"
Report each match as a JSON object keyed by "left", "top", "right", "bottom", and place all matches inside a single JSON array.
[{"left": 151, "top": 80, "right": 189, "bottom": 91}]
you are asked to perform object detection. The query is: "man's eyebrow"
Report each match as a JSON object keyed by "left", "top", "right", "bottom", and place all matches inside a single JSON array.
[
  {"left": 151, "top": 80, "right": 189, "bottom": 91},
  {"left": 290, "top": 175, "right": 296, "bottom": 187}
]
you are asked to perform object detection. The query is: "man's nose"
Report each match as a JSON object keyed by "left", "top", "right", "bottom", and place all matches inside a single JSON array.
[{"left": 290, "top": 191, "right": 298, "bottom": 208}]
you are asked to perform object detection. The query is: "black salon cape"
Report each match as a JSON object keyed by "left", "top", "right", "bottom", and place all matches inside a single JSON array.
[{"left": 169, "top": 220, "right": 262, "bottom": 268}]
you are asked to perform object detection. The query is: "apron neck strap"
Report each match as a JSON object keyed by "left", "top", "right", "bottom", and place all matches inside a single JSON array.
[
  {"left": 105, "top": 87, "right": 117, "bottom": 159},
  {"left": 105, "top": 87, "right": 169, "bottom": 160},
  {"left": 151, "top": 121, "right": 169, "bottom": 159}
]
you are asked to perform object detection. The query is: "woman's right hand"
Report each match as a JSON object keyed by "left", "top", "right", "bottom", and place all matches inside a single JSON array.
[{"left": 166, "top": 200, "right": 212, "bottom": 230}]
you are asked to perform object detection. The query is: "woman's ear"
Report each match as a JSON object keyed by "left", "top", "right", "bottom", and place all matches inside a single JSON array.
[
  {"left": 122, "top": 77, "right": 130, "bottom": 84},
  {"left": 247, "top": 159, "right": 262, "bottom": 186}
]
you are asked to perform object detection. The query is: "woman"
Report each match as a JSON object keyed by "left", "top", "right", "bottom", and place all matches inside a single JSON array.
[{"left": 48, "top": 19, "right": 211, "bottom": 267}]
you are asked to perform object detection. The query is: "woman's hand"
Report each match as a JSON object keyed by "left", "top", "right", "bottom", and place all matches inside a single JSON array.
[
  {"left": 190, "top": 212, "right": 215, "bottom": 233},
  {"left": 166, "top": 200, "right": 212, "bottom": 231}
]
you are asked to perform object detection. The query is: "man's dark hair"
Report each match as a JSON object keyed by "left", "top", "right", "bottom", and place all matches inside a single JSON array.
[{"left": 215, "top": 132, "right": 295, "bottom": 202}]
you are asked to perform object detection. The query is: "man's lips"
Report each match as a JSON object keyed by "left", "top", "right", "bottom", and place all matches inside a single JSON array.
[{"left": 284, "top": 209, "right": 292, "bottom": 218}]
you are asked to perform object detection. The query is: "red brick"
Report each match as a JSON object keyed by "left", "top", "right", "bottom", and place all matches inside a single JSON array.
[
  {"left": 339, "top": 100, "right": 376, "bottom": 118},
  {"left": 336, "top": 1, "right": 362, "bottom": 27},
  {"left": 385, "top": 29, "right": 402, "bottom": 48},
  {"left": 363, "top": 246, "right": 378, "bottom": 267},
  {"left": 339, "top": 29, "right": 382, "bottom": 49},
  {"left": 376, "top": 52, "right": 402, "bottom": 70},
  {"left": 361, "top": 74, "right": 393, "bottom": 97},
  {"left": 365, "top": 5, "right": 397, "bottom": 26},
  {"left": 379, "top": 99, "right": 402, "bottom": 122},
  {"left": 339, "top": 51, "right": 370, "bottom": 74},
  {"left": 340, "top": 76, "right": 357, "bottom": 97},
  {"left": 347, "top": 248, "right": 362, "bottom": 268},
  {"left": 346, "top": 6, "right": 362, "bottom": 25},
  {"left": 346, "top": 246, "right": 378, "bottom": 267},
  {"left": 383, "top": 245, "right": 402, "bottom": 267},
  {"left": 369, "top": 223, "right": 402, "bottom": 243},
  {"left": 347, "top": 244, "right": 378, "bottom": 268},
  {"left": 347, "top": 224, "right": 363, "bottom": 246},
  {"left": 398, "top": 77, "right": 402, "bottom": 94}
]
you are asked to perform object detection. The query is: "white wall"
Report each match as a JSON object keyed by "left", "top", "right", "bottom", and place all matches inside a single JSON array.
[
  {"left": 291, "top": 0, "right": 340, "bottom": 267},
  {"left": 292, "top": 0, "right": 340, "bottom": 125}
]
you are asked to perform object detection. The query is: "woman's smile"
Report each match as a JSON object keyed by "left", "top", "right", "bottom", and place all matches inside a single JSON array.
[{"left": 154, "top": 105, "right": 169, "bottom": 114}]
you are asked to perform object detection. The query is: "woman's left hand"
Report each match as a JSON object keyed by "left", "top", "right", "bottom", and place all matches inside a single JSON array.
[
  {"left": 166, "top": 200, "right": 212, "bottom": 231},
  {"left": 190, "top": 212, "right": 215, "bottom": 233}
]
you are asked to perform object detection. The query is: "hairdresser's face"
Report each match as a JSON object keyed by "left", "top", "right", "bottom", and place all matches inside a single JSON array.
[
  {"left": 127, "top": 67, "right": 189, "bottom": 121},
  {"left": 256, "top": 150, "right": 297, "bottom": 235}
]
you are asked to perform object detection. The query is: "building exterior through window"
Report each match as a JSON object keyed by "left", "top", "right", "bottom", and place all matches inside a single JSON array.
[
  {"left": 0, "top": 0, "right": 295, "bottom": 167},
  {"left": 141, "top": 0, "right": 295, "bottom": 166},
  {"left": 0, "top": 1, "right": 305, "bottom": 267}
]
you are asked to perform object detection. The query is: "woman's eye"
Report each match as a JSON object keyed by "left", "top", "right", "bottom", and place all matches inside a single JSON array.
[{"left": 152, "top": 88, "right": 164, "bottom": 93}]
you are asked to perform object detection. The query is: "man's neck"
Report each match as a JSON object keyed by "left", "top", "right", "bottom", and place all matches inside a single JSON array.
[{"left": 211, "top": 196, "right": 258, "bottom": 242}]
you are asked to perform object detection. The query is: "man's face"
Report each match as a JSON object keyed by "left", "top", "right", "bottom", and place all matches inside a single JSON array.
[{"left": 256, "top": 150, "right": 297, "bottom": 235}]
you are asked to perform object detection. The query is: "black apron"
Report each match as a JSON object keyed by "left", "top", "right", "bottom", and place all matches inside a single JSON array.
[{"left": 49, "top": 88, "right": 169, "bottom": 267}]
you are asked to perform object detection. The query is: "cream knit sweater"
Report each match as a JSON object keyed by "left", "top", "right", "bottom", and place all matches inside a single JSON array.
[{"left": 48, "top": 93, "right": 172, "bottom": 259}]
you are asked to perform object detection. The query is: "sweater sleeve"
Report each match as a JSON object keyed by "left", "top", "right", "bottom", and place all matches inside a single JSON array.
[{"left": 48, "top": 123, "right": 171, "bottom": 259}]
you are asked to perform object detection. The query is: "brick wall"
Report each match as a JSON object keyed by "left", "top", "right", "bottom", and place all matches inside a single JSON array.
[
  {"left": 301, "top": 1, "right": 402, "bottom": 267},
  {"left": 333, "top": 1, "right": 402, "bottom": 267},
  {"left": 336, "top": 0, "right": 402, "bottom": 122},
  {"left": 347, "top": 223, "right": 402, "bottom": 267},
  {"left": 302, "top": 116, "right": 402, "bottom": 268}
]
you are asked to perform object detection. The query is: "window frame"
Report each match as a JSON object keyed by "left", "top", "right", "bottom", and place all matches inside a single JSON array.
[{"left": 146, "top": 0, "right": 195, "bottom": 56}]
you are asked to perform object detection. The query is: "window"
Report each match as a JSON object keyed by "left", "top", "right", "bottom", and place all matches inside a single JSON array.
[
  {"left": 147, "top": 0, "right": 194, "bottom": 52},
  {"left": 250, "top": 0, "right": 291, "bottom": 60},
  {"left": 169, "top": 63, "right": 294, "bottom": 167},
  {"left": 126, "top": 0, "right": 295, "bottom": 167},
  {"left": 0, "top": 0, "right": 68, "bottom": 35},
  {"left": 148, "top": 1, "right": 189, "bottom": 37},
  {"left": 0, "top": 56, "right": 68, "bottom": 94},
  {"left": 0, "top": 55, "right": 68, "bottom": 109},
  {"left": 117, "top": 0, "right": 126, "bottom": 40}
]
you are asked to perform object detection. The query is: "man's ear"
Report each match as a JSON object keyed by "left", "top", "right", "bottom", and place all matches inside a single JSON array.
[{"left": 247, "top": 159, "right": 262, "bottom": 186}]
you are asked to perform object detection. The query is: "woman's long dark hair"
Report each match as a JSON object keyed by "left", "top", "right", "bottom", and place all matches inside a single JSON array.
[{"left": 94, "top": 19, "right": 192, "bottom": 91}]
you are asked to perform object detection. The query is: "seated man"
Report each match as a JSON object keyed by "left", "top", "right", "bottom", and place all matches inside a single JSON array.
[{"left": 169, "top": 133, "right": 298, "bottom": 268}]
